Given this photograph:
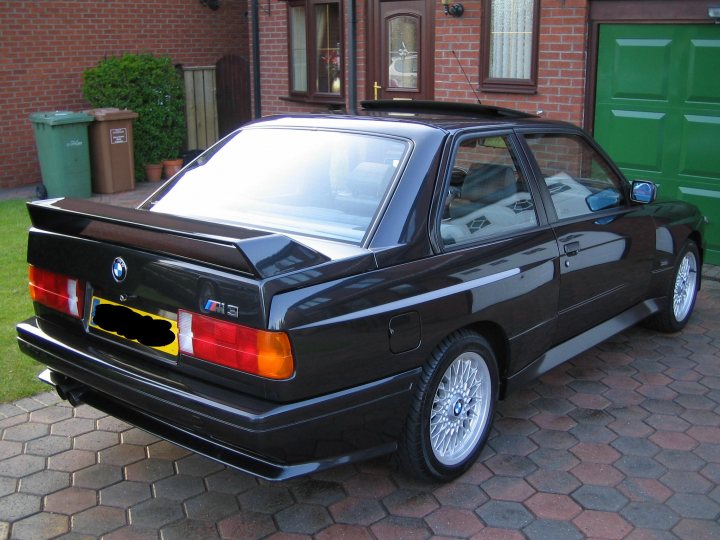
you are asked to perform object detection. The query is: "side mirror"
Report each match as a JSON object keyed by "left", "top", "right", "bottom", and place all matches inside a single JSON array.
[{"left": 630, "top": 180, "right": 657, "bottom": 204}]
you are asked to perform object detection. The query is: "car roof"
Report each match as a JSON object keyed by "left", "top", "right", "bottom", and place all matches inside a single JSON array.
[{"left": 249, "top": 100, "right": 577, "bottom": 135}]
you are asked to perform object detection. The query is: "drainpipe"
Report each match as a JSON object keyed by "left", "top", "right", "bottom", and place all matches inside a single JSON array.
[
  {"left": 347, "top": 0, "right": 357, "bottom": 114},
  {"left": 251, "top": 0, "right": 262, "bottom": 118}
]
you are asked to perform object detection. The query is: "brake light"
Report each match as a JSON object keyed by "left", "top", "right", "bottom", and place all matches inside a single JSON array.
[
  {"left": 28, "top": 265, "right": 85, "bottom": 319},
  {"left": 177, "top": 310, "right": 294, "bottom": 379}
]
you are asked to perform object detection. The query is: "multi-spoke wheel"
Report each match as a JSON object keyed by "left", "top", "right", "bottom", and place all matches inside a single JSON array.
[
  {"left": 648, "top": 240, "right": 700, "bottom": 333},
  {"left": 400, "top": 330, "right": 498, "bottom": 481}
]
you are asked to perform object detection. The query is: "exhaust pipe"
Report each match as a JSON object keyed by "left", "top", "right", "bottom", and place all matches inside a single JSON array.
[
  {"left": 56, "top": 383, "right": 87, "bottom": 407},
  {"left": 38, "top": 369, "right": 87, "bottom": 407}
]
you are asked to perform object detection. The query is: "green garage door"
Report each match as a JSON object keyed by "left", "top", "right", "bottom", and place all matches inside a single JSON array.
[{"left": 595, "top": 24, "right": 720, "bottom": 264}]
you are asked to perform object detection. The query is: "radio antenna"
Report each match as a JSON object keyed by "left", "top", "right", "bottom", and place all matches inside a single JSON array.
[{"left": 451, "top": 49, "right": 482, "bottom": 104}]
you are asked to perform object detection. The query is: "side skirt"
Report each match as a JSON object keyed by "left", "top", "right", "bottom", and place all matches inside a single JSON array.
[{"left": 505, "top": 298, "right": 662, "bottom": 394}]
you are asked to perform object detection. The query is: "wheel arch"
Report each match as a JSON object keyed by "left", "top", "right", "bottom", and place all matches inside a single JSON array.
[
  {"left": 688, "top": 230, "right": 704, "bottom": 268},
  {"left": 463, "top": 320, "right": 511, "bottom": 399}
]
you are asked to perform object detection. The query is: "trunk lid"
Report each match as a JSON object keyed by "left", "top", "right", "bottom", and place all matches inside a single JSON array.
[{"left": 26, "top": 198, "right": 376, "bottom": 372}]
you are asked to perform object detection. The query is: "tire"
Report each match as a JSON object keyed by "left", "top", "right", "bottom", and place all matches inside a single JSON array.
[
  {"left": 647, "top": 240, "right": 700, "bottom": 333},
  {"left": 399, "top": 330, "right": 498, "bottom": 482}
]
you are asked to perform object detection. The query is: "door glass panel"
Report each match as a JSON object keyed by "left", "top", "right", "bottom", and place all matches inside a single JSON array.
[
  {"left": 387, "top": 16, "right": 418, "bottom": 89},
  {"left": 441, "top": 135, "right": 538, "bottom": 247},
  {"left": 524, "top": 133, "right": 626, "bottom": 220},
  {"left": 315, "top": 3, "right": 341, "bottom": 94}
]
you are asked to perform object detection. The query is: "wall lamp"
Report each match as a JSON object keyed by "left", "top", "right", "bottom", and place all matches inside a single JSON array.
[
  {"left": 441, "top": 0, "right": 464, "bottom": 17},
  {"left": 709, "top": 6, "right": 720, "bottom": 23},
  {"left": 200, "top": 0, "right": 220, "bottom": 10}
]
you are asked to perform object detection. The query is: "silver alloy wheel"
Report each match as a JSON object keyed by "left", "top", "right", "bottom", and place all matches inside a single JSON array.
[
  {"left": 673, "top": 250, "right": 698, "bottom": 322},
  {"left": 430, "top": 351, "right": 492, "bottom": 466}
]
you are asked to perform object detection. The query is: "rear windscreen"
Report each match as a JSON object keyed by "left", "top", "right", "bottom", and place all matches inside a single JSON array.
[{"left": 149, "top": 128, "right": 410, "bottom": 244}]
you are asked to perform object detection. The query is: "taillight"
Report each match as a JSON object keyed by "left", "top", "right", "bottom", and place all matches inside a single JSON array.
[
  {"left": 28, "top": 265, "right": 85, "bottom": 319},
  {"left": 178, "top": 310, "right": 294, "bottom": 379}
]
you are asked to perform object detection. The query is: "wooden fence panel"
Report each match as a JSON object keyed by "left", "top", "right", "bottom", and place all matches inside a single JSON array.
[
  {"left": 183, "top": 67, "right": 219, "bottom": 151},
  {"left": 216, "top": 54, "right": 251, "bottom": 137}
]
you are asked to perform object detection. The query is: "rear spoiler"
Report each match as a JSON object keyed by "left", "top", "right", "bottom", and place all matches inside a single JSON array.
[{"left": 27, "top": 199, "right": 330, "bottom": 279}]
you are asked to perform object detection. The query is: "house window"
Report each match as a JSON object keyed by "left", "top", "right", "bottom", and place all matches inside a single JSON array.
[
  {"left": 288, "top": 1, "right": 343, "bottom": 101},
  {"left": 480, "top": 0, "right": 539, "bottom": 94}
]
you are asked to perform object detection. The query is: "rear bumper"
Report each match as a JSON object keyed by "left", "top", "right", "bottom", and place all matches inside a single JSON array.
[{"left": 17, "top": 317, "right": 418, "bottom": 481}]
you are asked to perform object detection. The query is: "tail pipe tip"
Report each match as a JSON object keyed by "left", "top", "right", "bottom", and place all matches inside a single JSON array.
[{"left": 38, "top": 369, "right": 87, "bottom": 407}]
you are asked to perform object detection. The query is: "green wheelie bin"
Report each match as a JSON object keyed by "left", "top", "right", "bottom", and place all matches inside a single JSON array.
[{"left": 29, "top": 111, "right": 93, "bottom": 198}]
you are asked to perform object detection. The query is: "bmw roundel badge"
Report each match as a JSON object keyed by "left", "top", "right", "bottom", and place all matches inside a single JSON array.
[{"left": 111, "top": 257, "right": 127, "bottom": 283}]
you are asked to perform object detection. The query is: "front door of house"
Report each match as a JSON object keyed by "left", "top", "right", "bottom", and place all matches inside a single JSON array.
[{"left": 368, "top": 0, "right": 434, "bottom": 101}]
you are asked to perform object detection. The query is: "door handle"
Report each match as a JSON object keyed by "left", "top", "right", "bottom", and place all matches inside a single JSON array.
[
  {"left": 373, "top": 81, "right": 382, "bottom": 100},
  {"left": 563, "top": 241, "right": 580, "bottom": 256}
]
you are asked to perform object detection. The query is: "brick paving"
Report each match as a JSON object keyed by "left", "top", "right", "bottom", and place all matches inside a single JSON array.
[
  {"left": 1, "top": 184, "right": 719, "bottom": 538},
  {"left": 0, "top": 279, "right": 716, "bottom": 538}
]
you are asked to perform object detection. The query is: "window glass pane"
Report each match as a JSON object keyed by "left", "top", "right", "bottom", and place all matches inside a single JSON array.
[
  {"left": 489, "top": 0, "right": 534, "bottom": 80},
  {"left": 290, "top": 6, "right": 307, "bottom": 92},
  {"left": 315, "top": 3, "right": 341, "bottom": 94},
  {"left": 441, "top": 136, "right": 538, "bottom": 247},
  {"left": 524, "top": 134, "right": 626, "bottom": 220},
  {"left": 151, "top": 129, "right": 409, "bottom": 244},
  {"left": 387, "top": 16, "right": 418, "bottom": 89}
]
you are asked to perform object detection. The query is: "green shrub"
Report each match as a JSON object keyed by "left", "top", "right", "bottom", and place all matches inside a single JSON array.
[{"left": 83, "top": 54, "right": 185, "bottom": 179}]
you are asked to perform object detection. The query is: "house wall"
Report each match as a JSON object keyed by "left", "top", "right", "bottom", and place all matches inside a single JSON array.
[
  {"left": 253, "top": 0, "right": 588, "bottom": 124},
  {"left": 0, "top": 1, "right": 249, "bottom": 190},
  {"left": 435, "top": 0, "right": 588, "bottom": 124}
]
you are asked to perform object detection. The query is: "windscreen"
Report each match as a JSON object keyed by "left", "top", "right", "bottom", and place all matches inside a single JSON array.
[{"left": 150, "top": 128, "right": 410, "bottom": 244}]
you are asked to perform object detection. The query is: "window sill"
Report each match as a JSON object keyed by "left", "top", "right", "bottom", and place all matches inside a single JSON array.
[
  {"left": 479, "top": 82, "right": 537, "bottom": 95},
  {"left": 478, "top": 86, "right": 537, "bottom": 95}
]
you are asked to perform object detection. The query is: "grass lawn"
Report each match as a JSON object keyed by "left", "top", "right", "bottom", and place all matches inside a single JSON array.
[{"left": 0, "top": 199, "right": 46, "bottom": 402}]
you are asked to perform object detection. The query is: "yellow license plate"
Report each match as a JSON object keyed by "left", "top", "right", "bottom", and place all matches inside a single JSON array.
[{"left": 89, "top": 296, "right": 178, "bottom": 356}]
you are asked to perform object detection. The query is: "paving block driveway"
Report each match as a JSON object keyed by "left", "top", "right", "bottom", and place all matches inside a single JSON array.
[{"left": 2, "top": 280, "right": 719, "bottom": 540}]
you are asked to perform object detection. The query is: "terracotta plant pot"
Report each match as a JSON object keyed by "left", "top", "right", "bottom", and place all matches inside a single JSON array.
[
  {"left": 162, "top": 158, "right": 183, "bottom": 179},
  {"left": 144, "top": 163, "right": 163, "bottom": 182}
]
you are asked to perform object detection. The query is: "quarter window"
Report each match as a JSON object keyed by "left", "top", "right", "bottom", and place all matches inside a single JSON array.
[
  {"left": 480, "top": 0, "right": 539, "bottom": 94},
  {"left": 524, "top": 133, "right": 627, "bottom": 220},
  {"left": 441, "top": 135, "right": 538, "bottom": 247},
  {"left": 289, "top": 1, "right": 343, "bottom": 100}
]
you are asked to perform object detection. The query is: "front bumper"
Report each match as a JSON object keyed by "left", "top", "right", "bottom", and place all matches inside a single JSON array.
[{"left": 17, "top": 317, "right": 418, "bottom": 481}]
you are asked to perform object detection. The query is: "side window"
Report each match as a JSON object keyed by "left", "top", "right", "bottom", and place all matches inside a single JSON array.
[
  {"left": 524, "top": 133, "right": 626, "bottom": 220},
  {"left": 440, "top": 135, "right": 538, "bottom": 247}
]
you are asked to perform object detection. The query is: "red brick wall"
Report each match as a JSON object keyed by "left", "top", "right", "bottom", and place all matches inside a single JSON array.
[
  {"left": 435, "top": 0, "right": 588, "bottom": 124},
  {"left": 254, "top": 0, "right": 588, "bottom": 125},
  {"left": 0, "top": 0, "right": 249, "bottom": 189}
]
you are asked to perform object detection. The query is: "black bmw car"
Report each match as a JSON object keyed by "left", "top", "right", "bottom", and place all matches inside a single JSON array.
[{"left": 17, "top": 101, "right": 704, "bottom": 482}]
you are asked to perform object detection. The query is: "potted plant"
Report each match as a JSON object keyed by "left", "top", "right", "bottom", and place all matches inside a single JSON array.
[
  {"left": 162, "top": 153, "right": 183, "bottom": 179},
  {"left": 83, "top": 54, "right": 186, "bottom": 181}
]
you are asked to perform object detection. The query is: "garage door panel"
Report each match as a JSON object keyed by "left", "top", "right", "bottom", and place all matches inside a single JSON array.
[
  {"left": 610, "top": 39, "right": 671, "bottom": 101},
  {"left": 679, "top": 115, "right": 720, "bottom": 179},
  {"left": 687, "top": 40, "right": 720, "bottom": 104},
  {"left": 599, "top": 109, "right": 665, "bottom": 173},
  {"left": 596, "top": 24, "right": 720, "bottom": 265}
]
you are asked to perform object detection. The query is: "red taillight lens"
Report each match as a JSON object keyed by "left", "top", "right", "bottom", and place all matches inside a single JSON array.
[
  {"left": 28, "top": 265, "right": 85, "bottom": 319},
  {"left": 178, "top": 310, "right": 294, "bottom": 379}
]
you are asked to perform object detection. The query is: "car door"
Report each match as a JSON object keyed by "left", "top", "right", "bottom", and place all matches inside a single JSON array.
[
  {"left": 519, "top": 129, "right": 656, "bottom": 344},
  {"left": 432, "top": 131, "right": 560, "bottom": 374}
]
